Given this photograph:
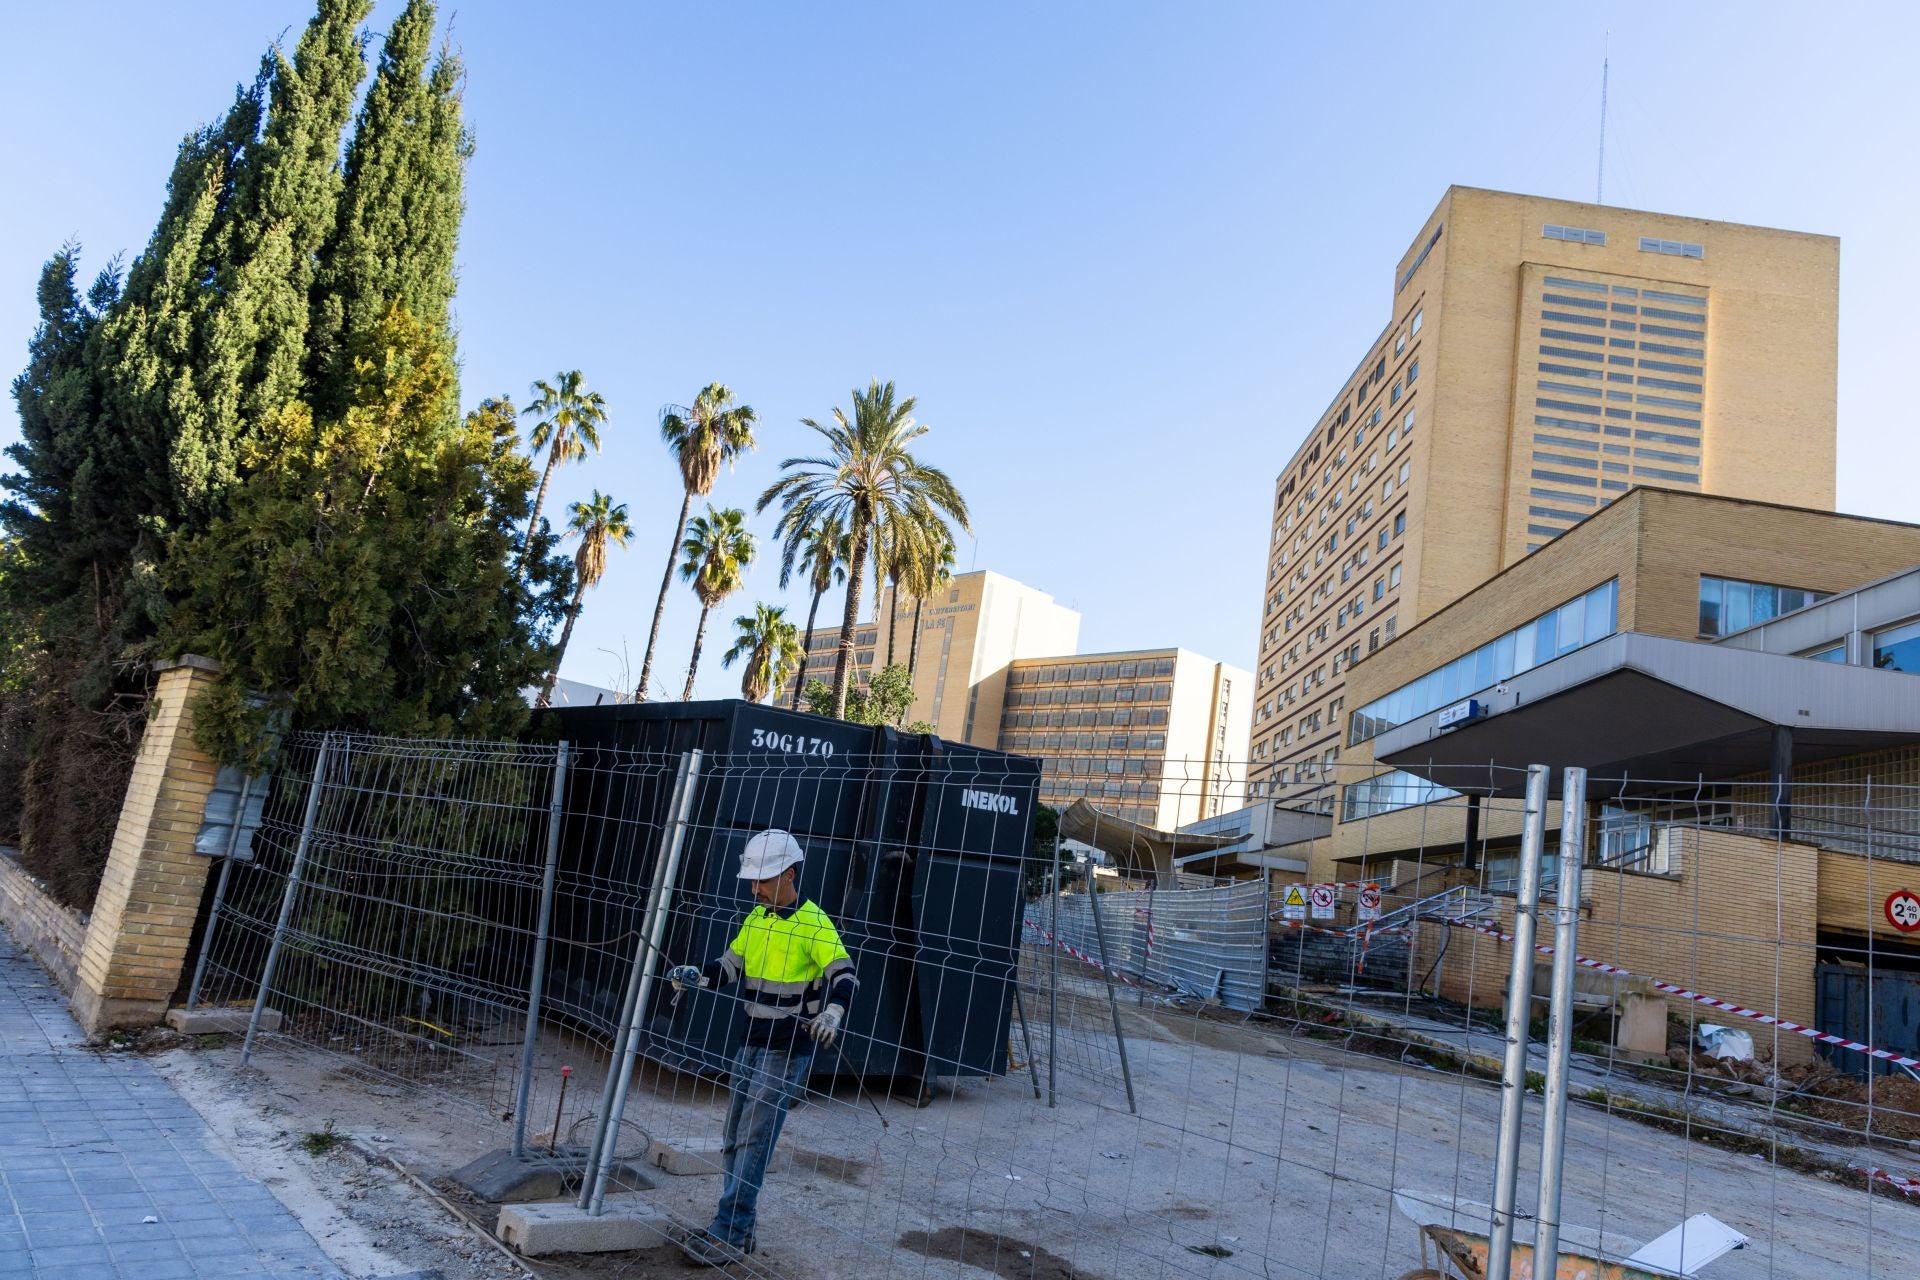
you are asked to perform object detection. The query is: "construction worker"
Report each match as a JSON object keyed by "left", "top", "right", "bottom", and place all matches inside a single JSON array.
[{"left": 667, "top": 828, "right": 857, "bottom": 1267}]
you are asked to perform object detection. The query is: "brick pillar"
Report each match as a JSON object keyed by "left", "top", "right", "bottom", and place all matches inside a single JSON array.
[{"left": 70, "top": 656, "right": 223, "bottom": 1037}]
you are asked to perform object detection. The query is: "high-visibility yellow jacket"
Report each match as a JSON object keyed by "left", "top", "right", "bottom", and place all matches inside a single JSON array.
[{"left": 704, "top": 899, "right": 857, "bottom": 1031}]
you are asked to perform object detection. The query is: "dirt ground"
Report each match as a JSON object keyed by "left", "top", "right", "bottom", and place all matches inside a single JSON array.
[
  {"left": 147, "top": 1038, "right": 531, "bottom": 1280},
  {"left": 136, "top": 994, "right": 1920, "bottom": 1280}
]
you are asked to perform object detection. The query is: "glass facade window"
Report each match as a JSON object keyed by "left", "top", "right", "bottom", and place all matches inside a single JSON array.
[
  {"left": 1542, "top": 225, "right": 1607, "bottom": 246},
  {"left": 1697, "top": 575, "right": 1827, "bottom": 637},
  {"left": 1873, "top": 619, "right": 1920, "bottom": 673},
  {"left": 1341, "top": 769, "right": 1459, "bottom": 821},
  {"left": 1639, "top": 236, "right": 1705, "bottom": 259},
  {"left": 1348, "top": 579, "right": 1618, "bottom": 746},
  {"left": 1534, "top": 279, "right": 1708, "bottom": 524},
  {"left": 1596, "top": 805, "right": 1650, "bottom": 868},
  {"left": 1804, "top": 644, "right": 1846, "bottom": 664}
]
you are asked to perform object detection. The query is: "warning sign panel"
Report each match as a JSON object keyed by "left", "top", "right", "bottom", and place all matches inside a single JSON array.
[
  {"left": 1309, "top": 884, "right": 1336, "bottom": 920},
  {"left": 1358, "top": 884, "right": 1382, "bottom": 923},
  {"left": 1280, "top": 884, "right": 1308, "bottom": 921},
  {"left": 1887, "top": 889, "right": 1920, "bottom": 933}
]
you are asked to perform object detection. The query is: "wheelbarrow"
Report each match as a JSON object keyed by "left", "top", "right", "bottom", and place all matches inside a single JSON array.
[{"left": 1393, "top": 1190, "right": 1747, "bottom": 1280}]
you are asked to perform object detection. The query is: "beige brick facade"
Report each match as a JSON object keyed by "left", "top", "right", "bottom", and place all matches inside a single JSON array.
[
  {"left": 1265, "top": 490, "right": 1920, "bottom": 1065},
  {"left": 1333, "top": 489, "right": 1920, "bottom": 868},
  {"left": 1409, "top": 829, "right": 1822, "bottom": 1065},
  {"left": 1252, "top": 187, "right": 1839, "bottom": 806},
  {"left": 798, "top": 569, "right": 1081, "bottom": 745},
  {"left": 70, "top": 658, "right": 224, "bottom": 1036}
]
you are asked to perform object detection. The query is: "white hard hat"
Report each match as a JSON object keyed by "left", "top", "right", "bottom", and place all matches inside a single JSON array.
[{"left": 738, "top": 829, "right": 805, "bottom": 881}]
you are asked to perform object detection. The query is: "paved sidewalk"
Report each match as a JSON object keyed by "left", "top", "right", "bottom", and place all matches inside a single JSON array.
[{"left": 0, "top": 929, "right": 348, "bottom": 1279}]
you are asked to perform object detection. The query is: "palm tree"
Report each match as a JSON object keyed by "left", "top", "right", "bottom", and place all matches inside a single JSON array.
[
  {"left": 677, "top": 506, "right": 755, "bottom": 700},
  {"left": 723, "top": 603, "right": 804, "bottom": 703},
  {"left": 874, "top": 514, "right": 939, "bottom": 668},
  {"left": 519, "top": 371, "right": 609, "bottom": 573},
  {"left": 778, "top": 516, "right": 847, "bottom": 710},
  {"left": 758, "top": 380, "right": 970, "bottom": 719},
  {"left": 638, "top": 384, "right": 757, "bottom": 700},
  {"left": 538, "top": 491, "right": 633, "bottom": 708},
  {"left": 903, "top": 534, "right": 958, "bottom": 685}
]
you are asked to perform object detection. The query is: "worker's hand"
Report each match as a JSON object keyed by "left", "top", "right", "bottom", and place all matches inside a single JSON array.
[
  {"left": 809, "top": 1003, "right": 845, "bottom": 1048},
  {"left": 667, "top": 965, "right": 705, "bottom": 992}
]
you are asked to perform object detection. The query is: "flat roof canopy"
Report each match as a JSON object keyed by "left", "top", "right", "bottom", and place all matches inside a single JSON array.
[
  {"left": 1373, "top": 632, "right": 1920, "bottom": 799},
  {"left": 1058, "top": 799, "right": 1239, "bottom": 883}
]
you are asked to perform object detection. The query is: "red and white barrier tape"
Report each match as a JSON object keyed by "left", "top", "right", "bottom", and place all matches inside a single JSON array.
[
  {"left": 1022, "top": 917, "right": 1151, "bottom": 991},
  {"left": 1272, "top": 919, "right": 1409, "bottom": 939},
  {"left": 1858, "top": 1166, "right": 1920, "bottom": 1198},
  {"left": 1447, "top": 918, "right": 1920, "bottom": 1073}
]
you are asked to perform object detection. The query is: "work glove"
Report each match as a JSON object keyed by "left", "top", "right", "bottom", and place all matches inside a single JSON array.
[
  {"left": 808, "top": 1003, "right": 845, "bottom": 1048},
  {"left": 667, "top": 965, "right": 705, "bottom": 992}
]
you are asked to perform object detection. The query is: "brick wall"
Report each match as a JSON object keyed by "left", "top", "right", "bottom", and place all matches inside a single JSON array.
[
  {"left": 0, "top": 847, "right": 87, "bottom": 993},
  {"left": 1410, "top": 827, "right": 1821, "bottom": 1065},
  {"left": 70, "top": 659, "right": 223, "bottom": 1035}
]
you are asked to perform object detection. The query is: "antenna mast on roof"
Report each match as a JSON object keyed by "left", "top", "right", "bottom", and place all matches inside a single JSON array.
[{"left": 1597, "top": 33, "right": 1610, "bottom": 204}]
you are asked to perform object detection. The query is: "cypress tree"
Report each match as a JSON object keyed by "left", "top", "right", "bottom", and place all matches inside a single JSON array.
[
  {"left": 5, "top": 0, "right": 569, "bottom": 899},
  {"left": 163, "top": 1, "right": 572, "bottom": 763},
  {"left": 66, "top": 82, "right": 260, "bottom": 655},
  {"left": 309, "top": 0, "right": 468, "bottom": 415},
  {"left": 166, "top": 309, "right": 566, "bottom": 764},
  {"left": 2, "top": 247, "right": 114, "bottom": 616},
  {"left": 180, "top": 0, "right": 370, "bottom": 517}
]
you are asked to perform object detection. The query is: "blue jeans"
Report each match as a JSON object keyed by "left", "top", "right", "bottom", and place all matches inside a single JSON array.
[{"left": 709, "top": 1041, "right": 814, "bottom": 1246}]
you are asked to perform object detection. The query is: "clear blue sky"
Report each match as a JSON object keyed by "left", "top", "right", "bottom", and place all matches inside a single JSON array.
[{"left": 4, "top": 3, "right": 1915, "bottom": 700}]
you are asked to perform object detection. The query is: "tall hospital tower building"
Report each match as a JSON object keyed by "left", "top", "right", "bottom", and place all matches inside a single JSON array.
[{"left": 1250, "top": 187, "right": 1838, "bottom": 806}]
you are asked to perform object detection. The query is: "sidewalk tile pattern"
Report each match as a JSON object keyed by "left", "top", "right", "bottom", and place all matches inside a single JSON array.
[{"left": 0, "top": 931, "right": 347, "bottom": 1278}]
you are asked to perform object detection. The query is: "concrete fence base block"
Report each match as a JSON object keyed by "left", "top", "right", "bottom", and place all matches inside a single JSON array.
[
  {"left": 647, "top": 1137, "right": 791, "bottom": 1177},
  {"left": 165, "top": 1006, "right": 280, "bottom": 1035},
  {"left": 1617, "top": 990, "right": 1669, "bottom": 1056},
  {"left": 496, "top": 1197, "right": 672, "bottom": 1256},
  {"left": 450, "top": 1147, "right": 652, "bottom": 1203}
]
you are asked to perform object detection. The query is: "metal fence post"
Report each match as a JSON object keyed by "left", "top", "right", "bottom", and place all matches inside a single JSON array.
[
  {"left": 1086, "top": 879, "right": 1138, "bottom": 1115},
  {"left": 585, "top": 749, "right": 702, "bottom": 1215},
  {"left": 1535, "top": 766, "right": 1588, "bottom": 1274},
  {"left": 1260, "top": 872, "right": 1272, "bottom": 1010},
  {"left": 1487, "top": 762, "right": 1549, "bottom": 1280},
  {"left": 184, "top": 774, "right": 252, "bottom": 1012},
  {"left": 1011, "top": 983, "right": 1041, "bottom": 1099},
  {"left": 511, "top": 741, "right": 570, "bottom": 1159},
  {"left": 241, "top": 735, "right": 334, "bottom": 1068},
  {"left": 1047, "top": 829, "right": 1060, "bottom": 1109}
]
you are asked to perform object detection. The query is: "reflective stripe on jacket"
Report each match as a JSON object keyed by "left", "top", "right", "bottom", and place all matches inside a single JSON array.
[{"left": 711, "top": 899, "right": 856, "bottom": 1022}]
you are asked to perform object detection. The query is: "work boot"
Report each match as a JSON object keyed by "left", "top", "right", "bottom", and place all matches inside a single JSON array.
[{"left": 681, "top": 1229, "right": 756, "bottom": 1267}]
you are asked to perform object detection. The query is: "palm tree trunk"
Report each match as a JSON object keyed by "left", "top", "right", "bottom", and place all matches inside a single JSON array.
[
  {"left": 831, "top": 525, "right": 870, "bottom": 719},
  {"left": 744, "top": 641, "right": 771, "bottom": 703},
  {"left": 907, "top": 596, "right": 925, "bottom": 682},
  {"left": 794, "top": 586, "right": 823, "bottom": 709},
  {"left": 638, "top": 488, "right": 693, "bottom": 701},
  {"left": 884, "top": 579, "right": 898, "bottom": 668},
  {"left": 537, "top": 583, "right": 587, "bottom": 707},
  {"left": 517, "top": 443, "right": 562, "bottom": 574},
  {"left": 682, "top": 604, "right": 713, "bottom": 701}
]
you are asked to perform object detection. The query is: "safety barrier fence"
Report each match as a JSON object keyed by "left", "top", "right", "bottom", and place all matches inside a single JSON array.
[{"left": 180, "top": 734, "right": 1920, "bottom": 1277}]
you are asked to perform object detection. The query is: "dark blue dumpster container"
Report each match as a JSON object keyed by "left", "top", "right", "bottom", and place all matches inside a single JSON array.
[{"left": 536, "top": 700, "right": 1039, "bottom": 1093}]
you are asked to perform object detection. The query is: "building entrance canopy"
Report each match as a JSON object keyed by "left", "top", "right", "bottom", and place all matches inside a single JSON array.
[
  {"left": 1058, "top": 799, "right": 1240, "bottom": 884},
  {"left": 1373, "top": 632, "right": 1920, "bottom": 798}
]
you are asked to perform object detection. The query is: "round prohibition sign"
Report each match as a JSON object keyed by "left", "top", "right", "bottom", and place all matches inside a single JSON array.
[
  {"left": 1358, "top": 885, "right": 1382, "bottom": 912},
  {"left": 1887, "top": 890, "right": 1920, "bottom": 933},
  {"left": 1308, "top": 884, "right": 1336, "bottom": 909}
]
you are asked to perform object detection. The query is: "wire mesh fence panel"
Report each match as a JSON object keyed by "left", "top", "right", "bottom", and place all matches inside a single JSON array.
[
  {"left": 193, "top": 731, "right": 576, "bottom": 1151},
  {"left": 184, "top": 729, "right": 1920, "bottom": 1277},
  {"left": 1029, "top": 880, "right": 1268, "bottom": 1012}
]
